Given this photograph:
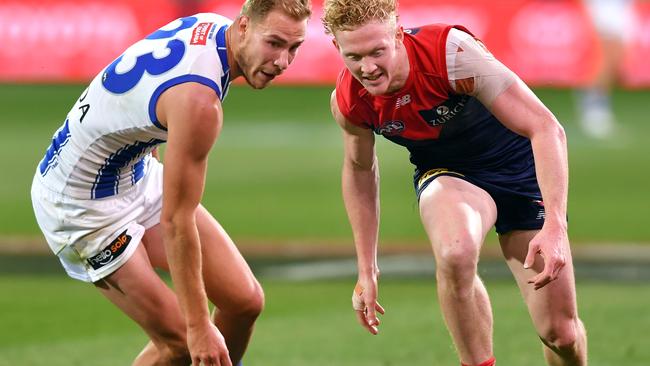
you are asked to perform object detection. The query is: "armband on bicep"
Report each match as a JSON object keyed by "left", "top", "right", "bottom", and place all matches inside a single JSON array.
[{"left": 446, "top": 29, "right": 516, "bottom": 107}]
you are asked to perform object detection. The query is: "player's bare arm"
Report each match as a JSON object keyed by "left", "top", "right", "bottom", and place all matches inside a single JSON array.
[
  {"left": 330, "top": 90, "right": 385, "bottom": 335},
  {"left": 489, "top": 79, "right": 570, "bottom": 290},
  {"left": 449, "top": 32, "right": 571, "bottom": 290},
  {"left": 157, "top": 82, "right": 232, "bottom": 366}
]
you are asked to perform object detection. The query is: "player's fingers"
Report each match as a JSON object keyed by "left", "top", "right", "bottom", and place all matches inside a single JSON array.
[
  {"left": 529, "top": 267, "right": 553, "bottom": 289},
  {"left": 375, "top": 302, "right": 385, "bottom": 315},
  {"left": 355, "top": 309, "right": 378, "bottom": 334},
  {"left": 220, "top": 353, "right": 233, "bottom": 366},
  {"left": 524, "top": 242, "right": 539, "bottom": 269},
  {"left": 550, "top": 255, "right": 566, "bottom": 280},
  {"left": 365, "top": 302, "right": 378, "bottom": 325}
]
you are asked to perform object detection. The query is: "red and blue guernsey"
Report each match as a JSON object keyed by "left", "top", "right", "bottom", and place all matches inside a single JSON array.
[{"left": 335, "top": 24, "right": 541, "bottom": 200}]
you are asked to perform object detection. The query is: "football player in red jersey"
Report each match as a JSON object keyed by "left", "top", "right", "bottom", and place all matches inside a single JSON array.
[{"left": 322, "top": 0, "right": 587, "bottom": 365}]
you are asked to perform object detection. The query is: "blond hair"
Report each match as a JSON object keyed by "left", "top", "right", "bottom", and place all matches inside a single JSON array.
[
  {"left": 241, "top": 0, "right": 312, "bottom": 21},
  {"left": 322, "top": 0, "right": 397, "bottom": 35}
]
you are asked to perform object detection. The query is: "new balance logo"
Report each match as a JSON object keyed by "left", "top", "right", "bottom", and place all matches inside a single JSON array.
[
  {"left": 533, "top": 200, "right": 545, "bottom": 220},
  {"left": 395, "top": 94, "right": 412, "bottom": 109}
]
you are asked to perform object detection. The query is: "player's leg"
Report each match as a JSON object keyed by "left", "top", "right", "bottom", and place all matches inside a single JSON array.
[
  {"left": 499, "top": 230, "right": 587, "bottom": 366},
  {"left": 145, "top": 205, "right": 264, "bottom": 365},
  {"left": 93, "top": 240, "right": 190, "bottom": 366},
  {"left": 578, "top": 0, "right": 632, "bottom": 139},
  {"left": 419, "top": 176, "right": 498, "bottom": 365}
]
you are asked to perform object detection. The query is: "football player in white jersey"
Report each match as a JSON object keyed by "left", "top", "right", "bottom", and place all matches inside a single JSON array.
[{"left": 31, "top": 0, "right": 311, "bottom": 365}]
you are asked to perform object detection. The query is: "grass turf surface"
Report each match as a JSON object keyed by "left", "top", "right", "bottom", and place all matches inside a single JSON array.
[{"left": 0, "top": 275, "right": 649, "bottom": 366}]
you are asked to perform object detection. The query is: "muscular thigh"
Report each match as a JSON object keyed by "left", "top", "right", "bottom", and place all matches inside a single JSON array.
[
  {"left": 499, "top": 230, "right": 579, "bottom": 330},
  {"left": 418, "top": 176, "right": 497, "bottom": 252},
  {"left": 142, "top": 204, "right": 259, "bottom": 311}
]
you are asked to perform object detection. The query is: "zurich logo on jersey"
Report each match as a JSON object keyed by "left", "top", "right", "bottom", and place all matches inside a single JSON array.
[{"left": 378, "top": 120, "right": 405, "bottom": 136}]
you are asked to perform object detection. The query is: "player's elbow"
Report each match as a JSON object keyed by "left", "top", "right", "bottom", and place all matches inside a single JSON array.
[
  {"left": 546, "top": 114, "right": 566, "bottom": 140},
  {"left": 531, "top": 112, "right": 566, "bottom": 144},
  {"left": 344, "top": 154, "right": 377, "bottom": 173},
  {"left": 160, "top": 210, "right": 196, "bottom": 240}
]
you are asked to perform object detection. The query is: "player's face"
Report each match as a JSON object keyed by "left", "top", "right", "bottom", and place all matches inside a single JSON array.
[
  {"left": 334, "top": 20, "right": 407, "bottom": 95},
  {"left": 237, "top": 10, "right": 307, "bottom": 89}
]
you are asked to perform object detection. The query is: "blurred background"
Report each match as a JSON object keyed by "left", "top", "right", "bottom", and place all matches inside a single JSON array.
[{"left": 0, "top": 0, "right": 649, "bottom": 365}]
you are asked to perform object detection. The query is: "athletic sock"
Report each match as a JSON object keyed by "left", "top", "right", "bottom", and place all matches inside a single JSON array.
[{"left": 461, "top": 356, "right": 495, "bottom": 366}]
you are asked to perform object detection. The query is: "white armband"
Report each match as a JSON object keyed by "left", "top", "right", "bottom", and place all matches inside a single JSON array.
[{"left": 446, "top": 28, "right": 516, "bottom": 107}]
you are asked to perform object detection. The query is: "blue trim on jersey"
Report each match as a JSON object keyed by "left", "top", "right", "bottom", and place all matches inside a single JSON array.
[
  {"left": 148, "top": 75, "right": 222, "bottom": 131},
  {"left": 39, "top": 119, "right": 71, "bottom": 176},
  {"left": 132, "top": 156, "right": 147, "bottom": 185},
  {"left": 216, "top": 25, "right": 231, "bottom": 98},
  {"left": 92, "top": 139, "right": 163, "bottom": 199}
]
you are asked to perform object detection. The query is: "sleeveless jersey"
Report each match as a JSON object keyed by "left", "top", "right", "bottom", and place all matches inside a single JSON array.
[
  {"left": 36, "top": 13, "right": 232, "bottom": 200},
  {"left": 335, "top": 24, "right": 537, "bottom": 196}
]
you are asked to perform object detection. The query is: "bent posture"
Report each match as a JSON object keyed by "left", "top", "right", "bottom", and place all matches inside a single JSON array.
[{"left": 31, "top": 1, "right": 311, "bottom": 365}]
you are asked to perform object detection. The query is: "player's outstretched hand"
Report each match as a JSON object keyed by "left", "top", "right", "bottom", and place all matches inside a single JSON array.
[
  {"left": 352, "top": 278, "right": 385, "bottom": 335},
  {"left": 188, "top": 322, "right": 232, "bottom": 366},
  {"left": 524, "top": 225, "right": 568, "bottom": 290}
]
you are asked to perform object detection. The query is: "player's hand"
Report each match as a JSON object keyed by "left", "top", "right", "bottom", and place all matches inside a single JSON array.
[
  {"left": 352, "top": 276, "right": 385, "bottom": 335},
  {"left": 524, "top": 225, "right": 568, "bottom": 290},
  {"left": 187, "top": 322, "right": 232, "bottom": 366}
]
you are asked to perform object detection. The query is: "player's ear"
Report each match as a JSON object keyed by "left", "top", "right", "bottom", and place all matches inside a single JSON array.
[
  {"left": 395, "top": 25, "right": 404, "bottom": 44},
  {"left": 332, "top": 37, "right": 340, "bottom": 51},
  {"left": 237, "top": 15, "right": 250, "bottom": 37}
]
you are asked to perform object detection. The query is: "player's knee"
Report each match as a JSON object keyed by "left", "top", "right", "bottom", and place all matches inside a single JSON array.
[
  {"left": 434, "top": 244, "right": 480, "bottom": 298},
  {"left": 434, "top": 235, "right": 479, "bottom": 278},
  {"left": 539, "top": 317, "right": 583, "bottom": 354},
  {"left": 240, "top": 279, "right": 265, "bottom": 319},
  {"left": 223, "top": 279, "right": 265, "bottom": 320}
]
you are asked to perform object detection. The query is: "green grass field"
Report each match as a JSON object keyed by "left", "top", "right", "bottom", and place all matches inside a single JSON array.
[
  {"left": 0, "top": 275, "right": 648, "bottom": 366},
  {"left": 1, "top": 84, "right": 649, "bottom": 245}
]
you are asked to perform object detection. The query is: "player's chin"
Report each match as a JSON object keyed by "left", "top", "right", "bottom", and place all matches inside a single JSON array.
[
  {"left": 363, "top": 83, "right": 389, "bottom": 96},
  {"left": 361, "top": 77, "right": 389, "bottom": 95},
  {"left": 253, "top": 71, "right": 278, "bottom": 89}
]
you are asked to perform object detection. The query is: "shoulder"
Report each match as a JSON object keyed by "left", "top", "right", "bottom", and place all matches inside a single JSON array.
[
  {"left": 334, "top": 69, "right": 356, "bottom": 111},
  {"left": 334, "top": 69, "right": 368, "bottom": 122},
  {"left": 405, "top": 24, "right": 476, "bottom": 54},
  {"left": 158, "top": 82, "right": 222, "bottom": 131},
  {"left": 404, "top": 24, "right": 464, "bottom": 45}
]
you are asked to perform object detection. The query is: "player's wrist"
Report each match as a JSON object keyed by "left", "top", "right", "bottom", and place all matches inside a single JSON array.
[
  {"left": 543, "top": 214, "right": 568, "bottom": 231},
  {"left": 186, "top": 321, "right": 213, "bottom": 335}
]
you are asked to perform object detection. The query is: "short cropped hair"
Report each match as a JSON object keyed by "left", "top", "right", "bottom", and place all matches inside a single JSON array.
[
  {"left": 322, "top": 0, "right": 397, "bottom": 35},
  {"left": 241, "top": 0, "right": 312, "bottom": 21}
]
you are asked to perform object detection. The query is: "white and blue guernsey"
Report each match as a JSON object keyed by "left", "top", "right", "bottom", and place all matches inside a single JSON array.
[{"left": 37, "top": 13, "right": 232, "bottom": 200}]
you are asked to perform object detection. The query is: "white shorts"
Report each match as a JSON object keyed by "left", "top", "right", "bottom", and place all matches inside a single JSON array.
[
  {"left": 31, "top": 159, "right": 164, "bottom": 282},
  {"left": 584, "top": 0, "right": 633, "bottom": 40}
]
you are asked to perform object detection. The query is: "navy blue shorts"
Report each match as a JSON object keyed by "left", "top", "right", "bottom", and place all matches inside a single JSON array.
[{"left": 414, "top": 168, "right": 546, "bottom": 235}]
